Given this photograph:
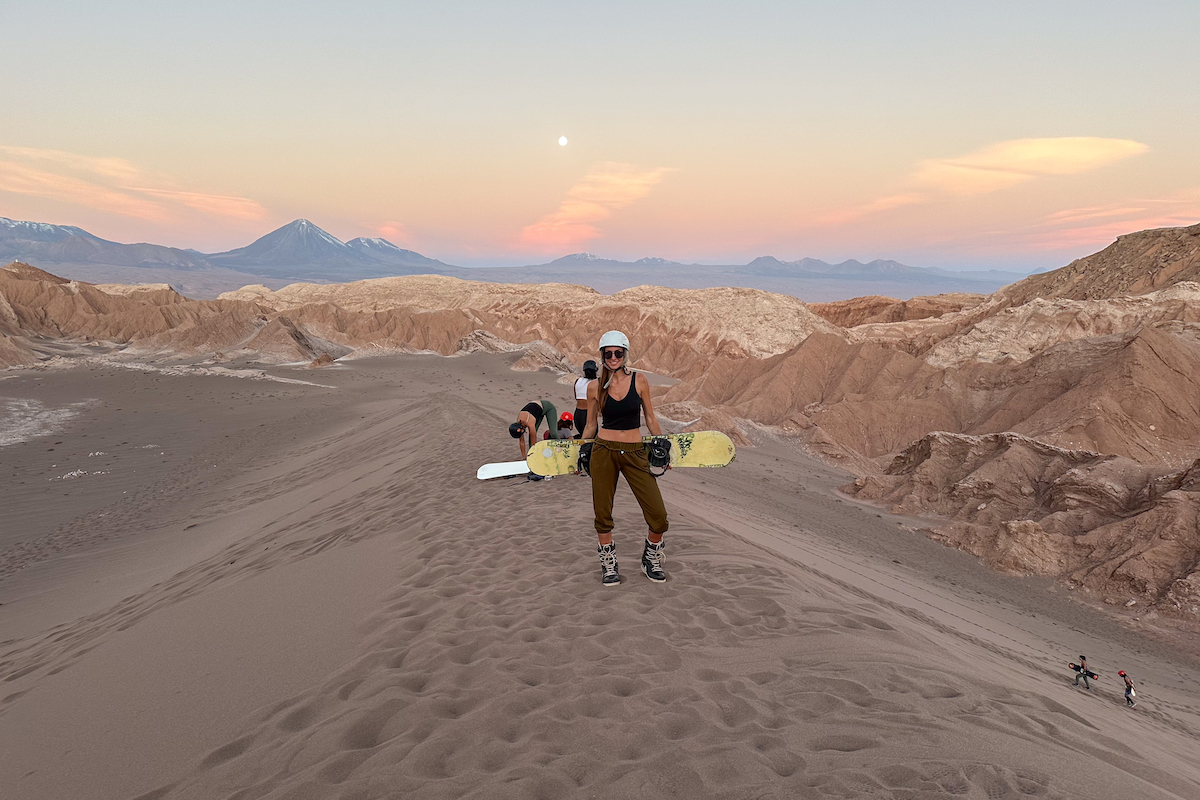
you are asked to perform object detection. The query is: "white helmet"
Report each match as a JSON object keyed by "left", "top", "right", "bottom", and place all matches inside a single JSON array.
[
  {"left": 598, "top": 330, "right": 630, "bottom": 353},
  {"left": 598, "top": 330, "right": 630, "bottom": 386}
]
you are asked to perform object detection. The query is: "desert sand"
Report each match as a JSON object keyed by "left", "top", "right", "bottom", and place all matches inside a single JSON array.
[{"left": 3, "top": 352, "right": 1199, "bottom": 800}]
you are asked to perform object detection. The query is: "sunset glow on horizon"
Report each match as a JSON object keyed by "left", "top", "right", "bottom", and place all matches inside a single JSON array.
[{"left": 3, "top": 2, "right": 1198, "bottom": 271}]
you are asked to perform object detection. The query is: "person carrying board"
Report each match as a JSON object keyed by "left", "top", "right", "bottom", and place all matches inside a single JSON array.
[{"left": 580, "top": 331, "right": 669, "bottom": 586}]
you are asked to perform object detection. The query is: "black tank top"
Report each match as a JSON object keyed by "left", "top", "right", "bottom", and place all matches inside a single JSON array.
[
  {"left": 521, "top": 401, "right": 544, "bottom": 426},
  {"left": 602, "top": 373, "right": 641, "bottom": 430}
]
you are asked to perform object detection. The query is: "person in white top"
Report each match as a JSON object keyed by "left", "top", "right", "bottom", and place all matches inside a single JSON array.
[{"left": 572, "top": 359, "right": 598, "bottom": 438}]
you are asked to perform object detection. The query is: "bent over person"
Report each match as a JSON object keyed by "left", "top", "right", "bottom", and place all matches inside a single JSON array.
[
  {"left": 580, "top": 330, "right": 669, "bottom": 586},
  {"left": 510, "top": 400, "right": 559, "bottom": 460}
]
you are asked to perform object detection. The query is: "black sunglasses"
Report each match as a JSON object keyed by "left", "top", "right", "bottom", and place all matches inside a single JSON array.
[{"left": 602, "top": 348, "right": 625, "bottom": 359}]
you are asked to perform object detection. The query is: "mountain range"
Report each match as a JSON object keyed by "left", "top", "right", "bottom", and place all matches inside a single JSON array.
[
  {"left": 0, "top": 217, "right": 449, "bottom": 281},
  {"left": 536, "top": 251, "right": 1025, "bottom": 283},
  {"left": 1, "top": 216, "right": 1031, "bottom": 299},
  {"left": 0, "top": 218, "right": 208, "bottom": 269}
]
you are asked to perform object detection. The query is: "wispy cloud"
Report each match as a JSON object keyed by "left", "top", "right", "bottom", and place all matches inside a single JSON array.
[
  {"left": 942, "top": 189, "right": 1200, "bottom": 255},
  {"left": 1023, "top": 189, "right": 1200, "bottom": 250},
  {"left": 1043, "top": 205, "right": 1149, "bottom": 225},
  {"left": 914, "top": 137, "right": 1148, "bottom": 196},
  {"left": 0, "top": 144, "right": 267, "bottom": 222},
  {"left": 129, "top": 187, "right": 267, "bottom": 221},
  {"left": 375, "top": 221, "right": 410, "bottom": 243},
  {"left": 0, "top": 161, "right": 169, "bottom": 221},
  {"left": 0, "top": 145, "right": 147, "bottom": 182},
  {"left": 815, "top": 193, "right": 925, "bottom": 226},
  {"left": 815, "top": 137, "right": 1149, "bottom": 227},
  {"left": 520, "top": 162, "right": 674, "bottom": 251}
]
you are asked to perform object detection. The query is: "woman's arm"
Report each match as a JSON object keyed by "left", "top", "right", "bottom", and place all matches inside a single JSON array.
[
  {"left": 639, "top": 373, "right": 663, "bottom": 436},
  {"left": 581, "top": 380, "right": 599, "bottom": 439},
  {"left": 516, "top": 411, "right": 532, "bottom": 460}
]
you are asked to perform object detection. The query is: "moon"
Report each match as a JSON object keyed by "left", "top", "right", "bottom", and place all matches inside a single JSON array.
[{"left": 558, "top": 136, "right": 568, "bottom": 146}]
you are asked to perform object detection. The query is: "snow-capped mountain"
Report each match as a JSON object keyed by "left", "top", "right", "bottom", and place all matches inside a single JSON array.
[
  {"left": 548, "top": 252, "right": 631, "bottom": 266},
  {"left": 0, "top": 217, "right": 451, "bottom": 282},
  {"left": 206, "top": 220, "right": 448, "bottom": 279},
  {"left": 0, "top": 217, "right": 208, "bottom": 268},
  {"left": 346, "top": 237, "right": 444, "bottom": 268},
  {"left": 0, "top": 218, "right": 93, "bottom": 242},
  {"left": 207, "top": 219, "right": 368, "bottom": 269}
]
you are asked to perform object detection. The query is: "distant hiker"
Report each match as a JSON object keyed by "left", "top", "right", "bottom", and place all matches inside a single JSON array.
[
  {"left": 1071, "top": 656, "right": 1097, "bottom": 689},
  {"left": 1119, "top": 671, "right": 1136, "bottom": 707},
  {"left": 573, "top": 359, "right": 598, "bottom": 437},
  {"left": 510, "top": 400, "right": 559, "bottom": 459},
  {"left": 580, "top": 331, "right": 669, "bottom": 586}
]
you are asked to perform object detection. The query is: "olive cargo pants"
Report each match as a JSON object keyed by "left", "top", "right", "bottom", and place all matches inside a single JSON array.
[{"left": 590, "top": 439, "right": 669, "bottom": 535}]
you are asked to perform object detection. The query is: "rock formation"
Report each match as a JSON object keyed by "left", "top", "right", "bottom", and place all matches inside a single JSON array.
[
  {"left": 807, "top": 293, "right": 986, "bottom": 327},
  {"left": 667, "top": 323, "right": 1200, "bottom": 466},
  {"left": 5, "top": 221, "right": 1200, "bottom": 626},
  {"left": 845, "top": 432, "right": 1200, "bottom": 613},
  {"left": 220, "top": 277, "right": 846, "bottom": 364},
  {"left": 1001, "top": 221, "right": 1200, "bottom": 303}
]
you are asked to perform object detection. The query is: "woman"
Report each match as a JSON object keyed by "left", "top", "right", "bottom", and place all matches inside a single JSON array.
[
  {"left": 573, "top": 359, "right": 598, "bottom": 437},
  {"left": 510, "top": 399, "right": 558, "bottom": 460},
  {"left": 580, "top": 331, "right": 668, "bottom": 586}
]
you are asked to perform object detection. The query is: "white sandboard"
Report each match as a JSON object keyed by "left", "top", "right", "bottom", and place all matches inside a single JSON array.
[{"left": 477, "top": 460, "right": 531, "bottom": 480}]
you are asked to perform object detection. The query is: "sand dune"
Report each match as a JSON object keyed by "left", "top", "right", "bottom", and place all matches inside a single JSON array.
[
  {"left": 3, "top": 354, "right": 1199, "bottom": 800},
  {"left": 4, "top": 222, "right": 1200, "bottom": 644}
]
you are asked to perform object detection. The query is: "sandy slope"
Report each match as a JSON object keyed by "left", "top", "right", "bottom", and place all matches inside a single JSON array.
[{"left": 2, "top": 354, "right": 1199, "bottom": 800}]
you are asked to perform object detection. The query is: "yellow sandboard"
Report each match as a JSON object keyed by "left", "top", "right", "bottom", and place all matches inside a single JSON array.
[{"left": 526, "top": 431, "right": 736, "bottom": 477}]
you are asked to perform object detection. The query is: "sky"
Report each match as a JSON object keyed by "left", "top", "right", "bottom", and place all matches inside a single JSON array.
[{"left": 2, "top": 0, "right": 1199, "bottom": 269}]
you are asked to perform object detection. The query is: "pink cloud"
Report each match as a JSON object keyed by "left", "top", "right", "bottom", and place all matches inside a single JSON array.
[
  {"left": 815, "top": 137, "right": 1150, "bottom": 228},
  {"left": 0, "top": 143, "right": 269, "bottom": 225},
  {"left": 1022, "top": 216, "right": 1196, "bottom": 251},
  {"left": 128, "top": 187, "right": 268, "bottom": 220},
  {"left": 0, "top": 160, "right": 170, "bottom": 221},
  {"left": 1043, "top": 205, "right": 1149, "bottom": 224},
  {"left": 914, "top": 137, "right": 1149, "bottom": 196},
  {"left": 813, "top": 193, "right": 926, "bottom": 226},
  {"left": 519, "top": 162, "right": 673, "bottom": 251},
  {"left": 375, "top": 221, "right": 411, "bottom": 242},
  {"left": 0, "top": 145, "right": 148, "bottom": 183},
  {"left": 1024, "top": 188, "right": 1200, "bottom": 250}
]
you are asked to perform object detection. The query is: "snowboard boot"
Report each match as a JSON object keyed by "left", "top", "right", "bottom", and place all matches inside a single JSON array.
[
  {"left": 598, "top": 542, "right": 620, "bottom": 587},
  {"left": 641, "top": 538, "right": 666, "bottom": 583}
]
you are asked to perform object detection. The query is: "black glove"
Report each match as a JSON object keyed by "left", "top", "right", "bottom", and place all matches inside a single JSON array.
[
  {"left": 577, "top": 442, "right": 593, "bottom": 476},
  {"left": 645, "top": 437, "right": 671, "bottom": 475}
]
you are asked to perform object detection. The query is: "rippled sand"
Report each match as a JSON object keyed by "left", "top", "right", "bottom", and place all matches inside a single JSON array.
[{"left": 2, "top": 353, "right": 1199, "bottom": 800}]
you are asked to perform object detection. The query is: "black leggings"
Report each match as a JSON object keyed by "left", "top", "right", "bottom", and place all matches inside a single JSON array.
[{"left": 574, "top": 408, "right": 588, "bottom": 437}]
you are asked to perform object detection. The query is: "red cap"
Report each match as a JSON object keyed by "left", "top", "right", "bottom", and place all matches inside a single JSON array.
[
  {"left": 1118, "top": 671, "right": 1126, "bottom": 676},
  {"left": 559, "top": 411, "right": 574, "bottom": 422}
]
